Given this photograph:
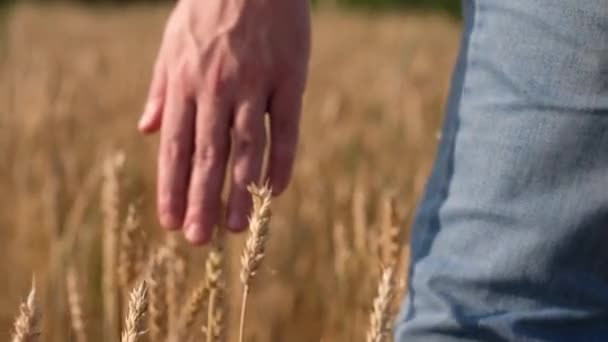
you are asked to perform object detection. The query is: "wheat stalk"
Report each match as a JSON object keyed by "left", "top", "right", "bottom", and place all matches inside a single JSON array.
[
  {"left": 366, "top": 266, "right": 395, "bottom": 342},
  {"left": 121, "top": 282, "right": 148, "bottom": 342},
  {"left": 66, "top": 267, "right": 87, "bottom": 342},
  {"left": 204, "top": 234, "right": 225, "bottom": 342},
  {"left": 146, "top": 251, "right": 168, "bottom": 341},
  {"left": 238, "top": 184, "right": 272, "bottom": 342},
  {"left": 102, "top": 151, "right": 125, "bottom": 339},
  {"left": 12, "top": 278, "right": 41, "bottom": 342}
]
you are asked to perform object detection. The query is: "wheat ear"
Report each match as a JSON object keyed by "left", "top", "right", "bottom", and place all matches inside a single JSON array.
[
  {"left": 380, "top": 194, "right": 400, "bottom": 266},
  {"left": 366, "top": 266, "right": 395, "bottom": 342},
  {"left": 238, "top": 184, "right": 272, "bottom": 342},
  {"left": 121, "top": 282, "right": 148, "bottom": 342},
  {"left": 165, "top": 233, "right": 187, "bottom": 339},
  {"left": 204, "top": 234, "right": 225, "bottom": 342},
  {"left": 119, "top": 204, "right": 140, "bottom": 290},
  {"left": 177, "top": 278, "right": 208, "bottom": 341},
  {"left": 147, "top": 251, "right": 168, "bottom": 341},
  {"left": 12, "top": 278, "right": 41, "bottom": 342},
  {"left": 66, "top": 267, "right": 87, "bottom": 342}
]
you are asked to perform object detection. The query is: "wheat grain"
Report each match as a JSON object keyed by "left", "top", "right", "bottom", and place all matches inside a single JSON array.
[
  {"left": 12, "top": 278, "right": 41, "bottom": 342},
  {"left": 121, "top": 282, "right": 147, "bottom": 342},
  {"left": 366, "top": 266, "right": 395, "bottom": 342},
  {"left": 239, "top": 184, "right": 272, "bottom": 342},
  {"left": 66, "top": 267, "right": 87, "bottom": 342}
]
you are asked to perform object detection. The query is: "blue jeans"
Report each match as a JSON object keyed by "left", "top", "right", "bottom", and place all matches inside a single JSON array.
[{"left": 395, "top": 1, "right": 608, "bottom": 341}]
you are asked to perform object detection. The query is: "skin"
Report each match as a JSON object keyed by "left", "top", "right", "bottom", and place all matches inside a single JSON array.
[{"left": 138, "top": 0, "right": 311, "bottom": 244}]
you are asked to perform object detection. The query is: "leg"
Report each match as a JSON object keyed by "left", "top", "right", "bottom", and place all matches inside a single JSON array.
[{"left": 396, "top": 0, "right": 608, "bottom": 341}]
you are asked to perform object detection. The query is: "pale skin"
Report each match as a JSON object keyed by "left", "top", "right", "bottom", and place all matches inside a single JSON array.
[{"left": 138, "top": 0, "right": 311, "bottom": 244}]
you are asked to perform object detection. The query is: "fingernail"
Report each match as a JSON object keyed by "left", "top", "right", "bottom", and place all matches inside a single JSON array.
[{"left": 185, "top": 223, "right": 207, "bottom": 245}]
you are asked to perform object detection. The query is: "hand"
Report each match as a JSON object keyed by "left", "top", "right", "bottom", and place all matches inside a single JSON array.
[{"left": 138, "top": 0, "right": 311, "bottom": 244}]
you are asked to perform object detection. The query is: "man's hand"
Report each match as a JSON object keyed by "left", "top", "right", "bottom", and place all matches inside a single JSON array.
[{"left": 137, "top": 0, "right": 310, "bottom": 244}]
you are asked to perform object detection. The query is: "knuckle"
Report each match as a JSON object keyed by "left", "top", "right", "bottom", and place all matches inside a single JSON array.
[
  {"left": 172, "top": 59, "right": 196, "bottom": 91},
  {"left": 162, "top": 138, "right": 191, "bottom": 165},
  {"left": 192, "top": 143, "right": 225, "bottom": 167},
  {"left": 234, "top": 132, "right": 265, "bottom": 153}
]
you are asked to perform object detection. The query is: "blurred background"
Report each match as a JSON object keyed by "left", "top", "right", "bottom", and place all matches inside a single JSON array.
[{"left": 0, "top": 0, "right": 460, "bottom": 341}]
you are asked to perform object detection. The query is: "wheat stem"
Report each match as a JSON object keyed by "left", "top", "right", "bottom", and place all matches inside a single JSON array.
[
  {"left": 102, "top": 151, "right": 125, "bottom": 340},
  {"left": 238, "top": 286, "right": 249, "bottom": 342}
]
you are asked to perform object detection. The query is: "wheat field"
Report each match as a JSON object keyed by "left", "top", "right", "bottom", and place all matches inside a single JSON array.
[{"left": 0, "top": 4, "right": 460, "bottom": 341}]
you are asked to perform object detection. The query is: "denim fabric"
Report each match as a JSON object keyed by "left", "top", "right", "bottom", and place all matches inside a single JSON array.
[{"left": 395, "top": 1, "right": 608, "bottom": 341}]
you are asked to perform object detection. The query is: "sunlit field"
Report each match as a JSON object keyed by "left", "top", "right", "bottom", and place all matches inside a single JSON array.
[{"left": 0, "top": 4, "right": 460, "bottom": 341}]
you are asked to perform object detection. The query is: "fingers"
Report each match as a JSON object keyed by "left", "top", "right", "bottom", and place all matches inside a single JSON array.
[
  {"left": 139, "top": 56, "right": 168, "bottom": 134},
  {"left": 157, "top": 77, "right": 196, "bottom": 230},
  {"left": 226, "top": 97, "right": 267, "bottom": 232},
  {"left": 183, "top": 95, "right": 232, "bottom": 244},
  {"left": 268, "top": 85, "right": 303, "bottom": 195}
]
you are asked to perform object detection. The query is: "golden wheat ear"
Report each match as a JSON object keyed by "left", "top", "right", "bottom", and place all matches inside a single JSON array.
[
  {"left": 238, "top": 183, "right": 273, "bottom": 342},
  {"left": 12, "top": 277, "right": 41, "bottom": 342},
  {"left": 204, "top": 231, "right": 225, "bottom": 342},
  {"left": 146, "top": 250, "right": 168, "bottom": 341},
  {"left": 165, "top": 232, "right": 187, "bottom": 339},
  {"left": 119, "top": 203, "right": 141, "bottom": 291},
  {"left": 121, "top": 281, "right": 148, "bottom": 342},
  {"left": 177, "top": 277, "right": 209, "bottom": 341},
  {"left": 366, "top": 266, "right": 395, "bottom": 342}
]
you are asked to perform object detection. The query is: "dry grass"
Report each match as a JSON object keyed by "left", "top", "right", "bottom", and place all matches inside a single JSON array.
[{"left": 0, "top": 3, "right": 459, "bottom": 341}]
